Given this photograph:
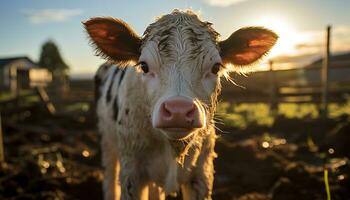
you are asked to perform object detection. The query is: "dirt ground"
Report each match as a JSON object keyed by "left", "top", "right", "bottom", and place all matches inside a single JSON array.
[{"left": 0, "top": 106, "right": 349, "bottom": 200}]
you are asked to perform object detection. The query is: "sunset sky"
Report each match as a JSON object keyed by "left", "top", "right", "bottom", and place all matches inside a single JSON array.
[{"left": 0, "top": 0, "right": 349, "bottom": 76}]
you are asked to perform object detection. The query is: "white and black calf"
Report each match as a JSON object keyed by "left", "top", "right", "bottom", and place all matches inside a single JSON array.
[{"left": 84, "top": 10, "right": 277, "bottom": 200}]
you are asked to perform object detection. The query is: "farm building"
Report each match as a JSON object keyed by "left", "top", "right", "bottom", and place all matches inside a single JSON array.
[
  {"left": 228, "top": 52, "right": 350, "bottom": 87},
  {"left": 303, "top": 52, "right": 350, "bottom": 83},
  {"left": 0, "top": 56, "right": 52, "bottom": 92}
]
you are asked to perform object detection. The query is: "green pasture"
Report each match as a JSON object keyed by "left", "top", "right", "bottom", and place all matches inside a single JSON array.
[{"left": 217, "top": 99, "right": 350, "bottom": 129}]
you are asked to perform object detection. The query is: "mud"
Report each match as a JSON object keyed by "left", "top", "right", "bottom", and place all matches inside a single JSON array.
[{"left": 0, "top": 108, "right": 349, "bottom": 200}]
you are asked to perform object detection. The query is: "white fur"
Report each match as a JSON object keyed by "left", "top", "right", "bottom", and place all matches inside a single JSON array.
[{"left": 97, "top": 11, "right": 221, "bottom": 200}]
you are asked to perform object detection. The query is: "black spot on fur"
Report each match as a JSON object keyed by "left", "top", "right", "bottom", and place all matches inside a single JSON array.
[
  {"left": 94, "top": 75, "right": 102, "bottom": 102},
  {"left": 112, "top": 68, "right": 127, "bottom": 121},
  {"left": 118, "top": 69, "right": 126, "bottom": 86},
  {"left": 126, "top": 181, "right": 133, "bottom": 197},
  {"left": 125, "top": 108, "right": 129, "bottom": 115},
  {"left": 190, "top": 177, "right": 198, "bottom": 186},
  {"left": 106, "top": 68, "right": 119, "bottom": 102},
  {"left": 113, "top": 98, "right": 118, "bottom": 121}
]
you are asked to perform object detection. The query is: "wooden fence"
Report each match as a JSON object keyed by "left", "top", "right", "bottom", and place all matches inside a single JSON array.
[
  {"left": 1, "top": 64, "right": 349, "bottom": 117},
  {"left": 220, "top": 64, "right": 350, "bottom": 108},
  {"left": 0, "top": 79, "right": 94, "bottom": 117},
  {"left": 220, "top": 26, "right": 350, "bottom": 117}
]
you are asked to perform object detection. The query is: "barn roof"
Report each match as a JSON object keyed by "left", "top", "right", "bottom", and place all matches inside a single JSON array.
[
  {"left": 313, "top": 52, "right": 350, "bottom": 64},
  {"left": 306, "top": 52, "right": 350, "bottom": 69},
  {"left": 0, "top": 56, "right": 37, "bottom": 69}
]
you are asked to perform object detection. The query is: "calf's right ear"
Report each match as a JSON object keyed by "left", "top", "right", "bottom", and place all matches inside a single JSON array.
[{"left": 83, "top": 17, "right": 141, "bottom": 62}]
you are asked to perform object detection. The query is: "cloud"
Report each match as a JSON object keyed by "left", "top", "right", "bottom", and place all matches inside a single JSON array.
[
  {"left": 334, "top": 25, "right": 350, "bottom": 35},
  {"left": 294, "top": 25, "right": 350, "bottom": 54},
  {"left": 206, "top": 0, "right": 248, "bottom": 7},
  {"left": 295, "top": 43, "right": 323, "bottom": 50},
  {"left": 269, "top": 25, "right": 350, "bottom": 66},
  {"left": 22, "top": 9, "right": 83, "bottom": 24}
]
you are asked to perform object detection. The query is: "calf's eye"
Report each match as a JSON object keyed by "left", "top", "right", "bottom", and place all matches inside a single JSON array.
[
  {"left": 139, "top": 62, "right": 149, "bottom": 73},
  {"left": 211, "top": 63, "right": 222, "bottom": 75}
]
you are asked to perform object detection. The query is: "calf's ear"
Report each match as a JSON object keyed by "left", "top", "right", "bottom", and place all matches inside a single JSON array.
[
  {"left": 83, "top": 17, "right": 141, "bottom": 62},
  {"left": 219, "top": 27, "right": 278, "bottom": 66}
]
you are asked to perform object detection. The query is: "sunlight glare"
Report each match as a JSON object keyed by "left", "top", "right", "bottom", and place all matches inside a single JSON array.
[{"left": 254, "top": 16, "right": 305, "bottom": 58}]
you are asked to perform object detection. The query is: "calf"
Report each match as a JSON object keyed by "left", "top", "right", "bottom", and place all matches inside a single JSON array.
[{"left": 84, "top": 9, "right": 277, "bottom": 200}]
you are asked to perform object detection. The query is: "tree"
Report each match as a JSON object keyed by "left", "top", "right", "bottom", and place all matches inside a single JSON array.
[{"left": 38, "top": 40, "right": 69, "bottom": 77}]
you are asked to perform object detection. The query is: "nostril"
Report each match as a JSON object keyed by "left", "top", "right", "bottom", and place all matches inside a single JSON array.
[
  {"left": 185, "top": 105, "right": 195, "bottom": 119},
  {"left": 161, "top": 103, "right": 172, "bottom": 119}
]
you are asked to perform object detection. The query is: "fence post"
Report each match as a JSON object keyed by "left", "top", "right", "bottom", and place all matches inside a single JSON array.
[
  {"left": 0, "top": 113, "right": 4, "bottom": 162},
  {"left": 321, "top": 25, "right": 331, "bottom": 118},
  {"left": 269, "top": 60, "right": 277, "bottom": 114},
  {"left": 10, "top": 66, "right": 18, "bottom": 97},
  {"left": 35, "top": 86, "right": 56, "bottom": 115}
]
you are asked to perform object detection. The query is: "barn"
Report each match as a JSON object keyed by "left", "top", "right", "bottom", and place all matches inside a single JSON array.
[
  {"left": 303, "top": 52, "right": 350, "bottom": 83},
  {"left": 0, "top": 56, "right": 52, "bottom": 92}
]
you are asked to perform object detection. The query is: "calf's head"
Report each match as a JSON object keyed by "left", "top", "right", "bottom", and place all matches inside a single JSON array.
[{"left": 84, "top": 10, "right": 277, "bottom": 140}]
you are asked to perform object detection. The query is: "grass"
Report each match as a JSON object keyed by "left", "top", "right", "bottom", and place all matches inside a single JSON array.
[
  {"left": 307, "top": 135, "right": 318, "bottom": 152},
  {"left": 216, "top": 102, "right": 274, "bottom": 129},
  {"left": 217, "top": 99, "right": 350, "bottom": 129},
  {"left": 329, "top": 101, "right": 350, "bottom": 118},
  {"left": 0, "top": 91, "right": 15, "bottom": 101},
  {"left": 64, "top": 103, "right": 90, "bottom": 112},
  {"left": 279, "top": 103, "right": 319, "bottom": 119},
  {"left": 324, "top": 169, "right": 332, "bottom": 200},
  {"left": 0, "top": 90, "right": 34, "bottom": 101}
]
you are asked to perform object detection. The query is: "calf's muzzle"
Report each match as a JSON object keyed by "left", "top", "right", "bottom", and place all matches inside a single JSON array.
[{"left": 154, "top": 97, "right": 203, "bottom": 130}]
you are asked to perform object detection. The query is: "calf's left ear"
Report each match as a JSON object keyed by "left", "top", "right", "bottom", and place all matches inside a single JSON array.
[
  {"left": 219, "top": 27, "right": 278, "bottom": 66},
  {"left": 83, "top": 17, "right": 141, "bottom": 63}
]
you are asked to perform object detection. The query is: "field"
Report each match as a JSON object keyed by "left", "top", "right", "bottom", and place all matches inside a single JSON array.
[{"left": 0, "top": 86, "right": 349, "bottom": 200}]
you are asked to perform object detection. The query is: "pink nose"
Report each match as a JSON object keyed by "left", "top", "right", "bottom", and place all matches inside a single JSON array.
[{"left": 155, "top": 97, "right": 203, "bottom": 129}]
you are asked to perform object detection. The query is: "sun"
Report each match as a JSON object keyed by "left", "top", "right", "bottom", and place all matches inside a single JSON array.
[{"left": 253, "top": 16, "right": 305, "bottom": 58}]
